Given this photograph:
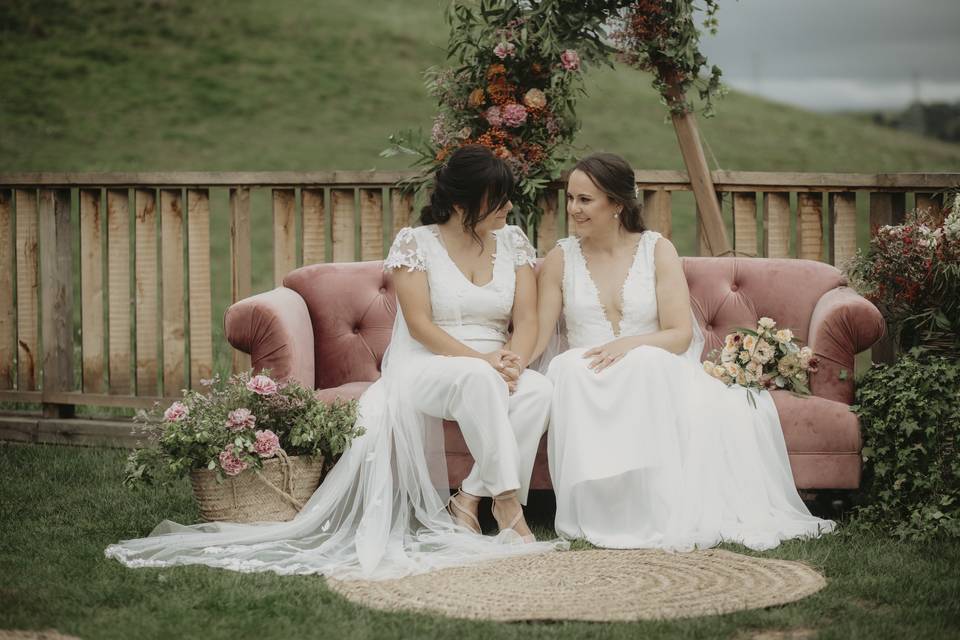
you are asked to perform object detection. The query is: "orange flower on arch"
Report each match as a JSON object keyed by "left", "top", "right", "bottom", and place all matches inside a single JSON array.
[
  {"left": 486, "top": 63, "right": 507, "bottom": 79},
  {"left": 487, "top": 75, "right": 516, "bottom": 105},
  {"left": 467, "top": 88, "right": 486, "bottom": 109}
]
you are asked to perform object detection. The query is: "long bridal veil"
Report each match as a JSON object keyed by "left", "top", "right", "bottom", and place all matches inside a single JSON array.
[{"left": 106, "top": 306, "right": 565, "bottom": 580}]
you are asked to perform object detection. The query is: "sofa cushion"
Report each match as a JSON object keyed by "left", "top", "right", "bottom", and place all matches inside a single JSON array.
[
  {"left": 770, "top": 390, "right": 861, "bottom": 455},
  {"left": 314, "top": 381, "right": 373, "bottom": 404}
]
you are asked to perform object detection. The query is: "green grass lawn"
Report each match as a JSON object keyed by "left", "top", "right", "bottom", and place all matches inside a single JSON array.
[{"left": 2, "top": 442, "right": 959, "bottom": 639}]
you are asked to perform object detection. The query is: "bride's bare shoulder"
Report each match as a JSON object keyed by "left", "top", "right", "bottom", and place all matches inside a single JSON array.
[
  {"left": 651, "top": 233, "right": 683, "bottom": 274},
  {"left": 539, "top": 245, "right": 565, "bottom": 282}
]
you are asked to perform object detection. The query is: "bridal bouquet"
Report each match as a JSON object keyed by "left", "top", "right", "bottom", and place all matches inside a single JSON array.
[
  {"left": 124, "top": 371, "right": 363, "bottom": 487},
  {"left": 702, "top": 317, "right": 819, "bottom": 406}
]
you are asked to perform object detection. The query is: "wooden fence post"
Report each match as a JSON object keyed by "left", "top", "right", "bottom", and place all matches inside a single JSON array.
[
  {"left": 39, "top": 188, "right": 74, "bottom": 417},
  {"left": 0, "top": 190, "right": 14, "bottom": 390},
  {"left": 732, "top": 192, "right": 757, "bottom": 257},
  {"left": 230, "top": 187, "right": 252, "bottom": 373},
  {"left": 868, "top": 192, "right": 906, "bottom": 364},
  {"left": 15, "top": 189, "right": 39, "bottom": 391},
  {"left": 763, "top": 192, "right": 791, "bottom": 258}
]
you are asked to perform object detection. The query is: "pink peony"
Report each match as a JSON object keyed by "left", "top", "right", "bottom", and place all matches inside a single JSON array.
[
  {"left": 219, "top": 444, "right": 249, "bottom": 477},
  {"left": 163, "top": 401, "right": 189, "bottom": 422},
  {"left": 484, "top": 105, "right": 503, "bottom": 127},
  {"left": 560, "top": 49, "right": 580, "bottom": 71},
  {"left": 225, "top": 407, "right": 256, "bottom": 431},
  {"left": 253, "top": 429, "right": 281, "bottom": 459},
  {"left": 501, "top": 103, "right": 528, "bottom": 128},
  {"left": 246, "top": 374, "right": 278, "bottom": 396},
  {"left": 493, "top": 41, "right": 516, "bottom": 59}
]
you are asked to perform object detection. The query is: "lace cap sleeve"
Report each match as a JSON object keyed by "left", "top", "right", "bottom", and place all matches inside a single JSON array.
[
  {"left": 506, "top": 225, "right": 537, "bottom": 268},
  {"left": 384, "top": 227, "right": 426, "bottom": 272}
]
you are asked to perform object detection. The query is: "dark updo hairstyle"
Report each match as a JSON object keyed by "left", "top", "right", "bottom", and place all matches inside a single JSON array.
[
  {"left": 572, "top": 153, "right": 645, "bottom": 233},
  {"left": 421, "top": 144, "right": 515, "bottom": 243}
]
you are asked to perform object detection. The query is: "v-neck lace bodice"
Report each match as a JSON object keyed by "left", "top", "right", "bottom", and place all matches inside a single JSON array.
[
  {"left": 559, "top": 231, "right": 662, "bottom": 348},
  {"left": 384, "top": 224, "right": 537, "bottom": 343}
]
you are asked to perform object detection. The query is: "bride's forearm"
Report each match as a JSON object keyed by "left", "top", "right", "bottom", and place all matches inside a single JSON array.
[
  {"left": 505, "top": 323, "right": 536, "bottom": 368},
  {"left": 407, "top": 320, "right": 484, "bottom": 359},
  {"left": 618, "top": 327, "right": 693, "bottom": 355}
]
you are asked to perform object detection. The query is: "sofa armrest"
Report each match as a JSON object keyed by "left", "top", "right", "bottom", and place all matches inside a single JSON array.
[
  {"left": 224, "top": 287, "right": 315, "bottom": 389},
  {"left": 807, "top": 286, "right": 886, "bottom": 405}
]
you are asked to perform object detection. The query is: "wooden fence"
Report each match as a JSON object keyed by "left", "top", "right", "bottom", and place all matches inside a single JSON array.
[{"left": 0, "top": 171, "right": 956, "bottom": 429}]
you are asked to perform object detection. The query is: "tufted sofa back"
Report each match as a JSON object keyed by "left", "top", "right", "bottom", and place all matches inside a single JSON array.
[
  {"left": 283, "top": 257, "right": 845, "bottom": 390},
  {"left": 683, "top": 257, "right": 845, "bottom": 358}
]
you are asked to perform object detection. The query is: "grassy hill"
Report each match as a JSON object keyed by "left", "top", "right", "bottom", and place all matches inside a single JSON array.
[
  {"left": 2, "top": 0, "right": 958, "bottom": 381},
  {"left": 3, "top": 0, "right": 959, "bottom": 174}
]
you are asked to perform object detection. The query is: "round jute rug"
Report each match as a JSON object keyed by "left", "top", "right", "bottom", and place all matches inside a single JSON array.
[{"left": 328, "top": 548, "right": 827, "bottom": 622}]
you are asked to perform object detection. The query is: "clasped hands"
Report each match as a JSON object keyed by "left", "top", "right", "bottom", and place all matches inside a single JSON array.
[{"left": 481, "top": 349, "right": 524, "bottom": 394}]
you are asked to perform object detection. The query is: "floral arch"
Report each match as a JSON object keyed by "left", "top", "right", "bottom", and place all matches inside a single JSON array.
[{"left": 385, "top": 0, "right": 731, "bottom": 255}]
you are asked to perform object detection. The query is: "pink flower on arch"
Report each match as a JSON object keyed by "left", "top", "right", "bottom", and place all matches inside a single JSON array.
[
  {"left": 501, "top": 103, "right": 528, "bottom": 128},
  {"left": 493, "top": 41, "right": 516, "bottom": 59},
  {"left": 219, "top": 444, "right": 249, "bottom": 477},
  {"left": 254, "top": 429, "right": 281, "bottom": 459},
  {"left": 247, "top": 374, "right": 278, "bottom": 396},
  {"left": 225, "top": 408, "right": 256, "bottom": 432},
  {"left": 560, "top": 49, "right": 580, "bottom": 71},
  {"left": 163, "top": 401, "right": 189, "bottom": 422},
  {"left": 484, "top": 105, "right": 503, "bottom": 127}
]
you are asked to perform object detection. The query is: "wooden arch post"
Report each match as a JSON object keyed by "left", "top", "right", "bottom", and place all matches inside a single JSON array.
[{"left": 669, "top": 100, "right": 731, "bottom": 256}]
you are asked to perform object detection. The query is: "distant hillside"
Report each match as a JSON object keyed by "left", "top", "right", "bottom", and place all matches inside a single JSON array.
[{"left": 3, "top": 0, "right": 959, "bottom": 174}]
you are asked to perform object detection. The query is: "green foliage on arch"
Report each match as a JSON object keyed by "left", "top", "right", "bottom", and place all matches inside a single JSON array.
[{"left": 384, "top": 0, "right": 726, "bottom": 229}]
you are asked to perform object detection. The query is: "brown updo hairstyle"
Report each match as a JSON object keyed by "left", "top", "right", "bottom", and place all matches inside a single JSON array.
[
  {"left": 572, "top": 153, "right": 645, "bottom": 233},
  {"left": 420, "top": 144, "right": 515, "bottom": 244}
]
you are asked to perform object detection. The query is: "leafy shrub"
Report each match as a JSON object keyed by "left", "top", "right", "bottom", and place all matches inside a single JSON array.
[{"left": 852, "top": 350, "right": 960, "bottom": 540}]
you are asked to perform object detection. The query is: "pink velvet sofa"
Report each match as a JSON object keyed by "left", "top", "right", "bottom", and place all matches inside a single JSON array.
[{"left": 225, "top": 257, "right": 885, "bottom": 492}]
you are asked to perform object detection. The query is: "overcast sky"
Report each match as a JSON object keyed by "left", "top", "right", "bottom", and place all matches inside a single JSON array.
[{"left": 698, "top": 0, "right": 960, "bottom": 111}]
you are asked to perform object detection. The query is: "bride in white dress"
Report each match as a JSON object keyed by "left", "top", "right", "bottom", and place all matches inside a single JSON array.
[
  {"left": 534, "top": 153, "right": 834, "bottom": 551},
  {"left": 106, "top": 145, "right": 563, "bottom": 580}
]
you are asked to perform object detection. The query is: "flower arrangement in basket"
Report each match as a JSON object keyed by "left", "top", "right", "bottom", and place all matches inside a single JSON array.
[
  {"left": 846, "top": 193, "right": 960, "bottom": 356},
  {"left": 701, "top": 317, "right": 819, "bottom": 407},
  {"left": 124, "top": 371, "right": 363, "bottom": 523}
]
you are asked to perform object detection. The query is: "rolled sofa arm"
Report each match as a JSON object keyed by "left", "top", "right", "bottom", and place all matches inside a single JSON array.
[
  {"left": 807, "top": 286, "right": 886, "bottom": 405},
  {"left": 224, "top": 287, "right": 316, "bottom": 389}
]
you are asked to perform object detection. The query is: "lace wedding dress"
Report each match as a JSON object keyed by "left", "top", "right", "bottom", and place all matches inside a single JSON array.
[
  {"left": 105, "top": 225, "right": 564, "bottom": 580},
  {"left": 544, "top": 231, "right": 835, "bottom": 551}
]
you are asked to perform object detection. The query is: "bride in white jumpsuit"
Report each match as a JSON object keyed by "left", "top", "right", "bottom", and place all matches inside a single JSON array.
[{"left": 105, "top": 145, "right": 562, "bottom": 580}]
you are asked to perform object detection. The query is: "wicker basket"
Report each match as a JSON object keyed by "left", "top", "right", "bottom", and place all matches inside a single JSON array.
[{"left": 189, "top": 452, "right": 324, "bottom": 523}]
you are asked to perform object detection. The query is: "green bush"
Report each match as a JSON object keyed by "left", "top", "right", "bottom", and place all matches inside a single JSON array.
[{"left": 851, "top": 350, "right": 960, "bottom": 540}]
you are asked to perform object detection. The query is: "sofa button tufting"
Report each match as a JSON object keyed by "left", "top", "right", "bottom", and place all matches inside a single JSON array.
[
  {"left": 730, "top": 284, "right": 739, "bottom": 292},
  {"left": 706, "top": 325, "right": 713, "bottom": 331},
  {"left": 353, "top": 327, "right": 360, "bottom": 334},
  {"left": 379, "top": 287, "right": 387, "bottom": 294}
]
